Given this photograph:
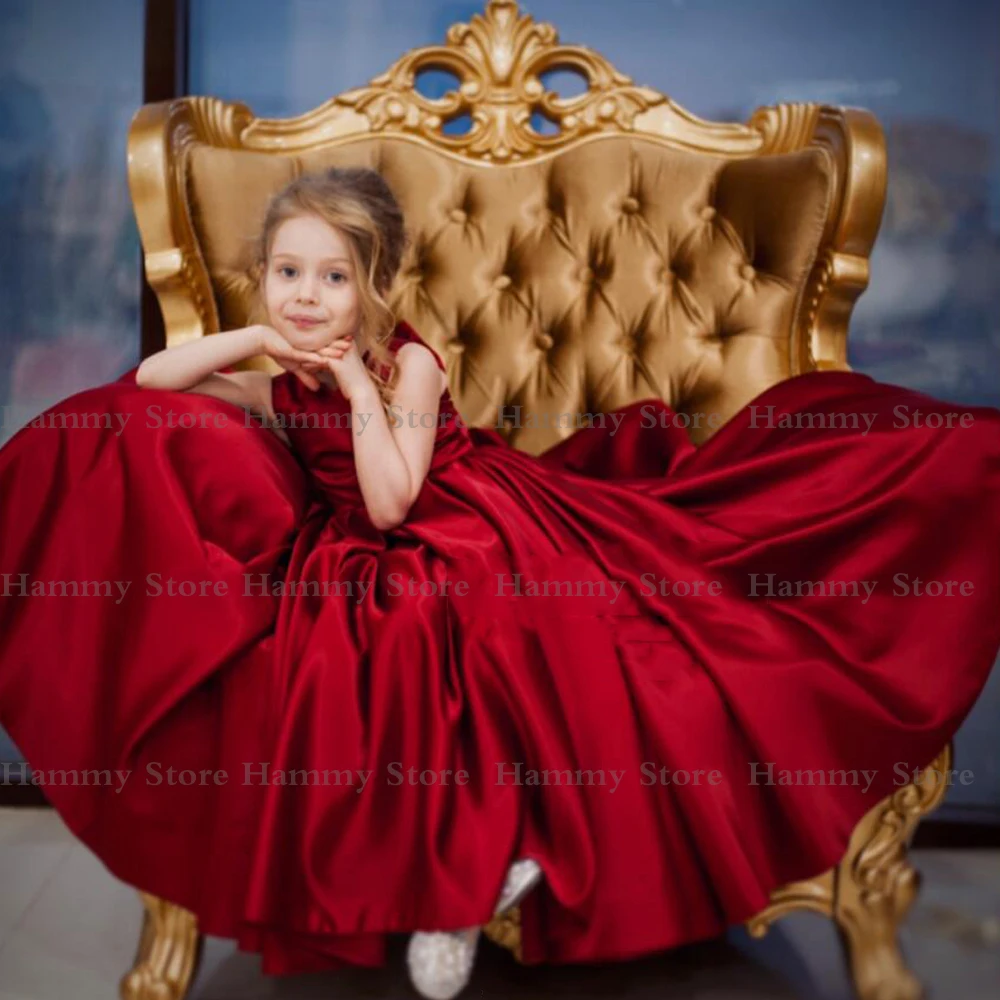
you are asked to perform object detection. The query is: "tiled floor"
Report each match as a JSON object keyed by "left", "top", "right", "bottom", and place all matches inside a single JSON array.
[{"left": 0, "top": 807, "right": 997, "bottom": 999}]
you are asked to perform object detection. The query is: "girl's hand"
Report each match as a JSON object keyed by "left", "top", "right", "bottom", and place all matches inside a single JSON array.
[
  {"left": 255, "top": 325, "right": 330, "bottom": 392},
  {"left": 319, "top": 339, "right": 376, "bottom": 403},
  {"left": 298, "top": 335, "right": 354, "bottom": 382}
]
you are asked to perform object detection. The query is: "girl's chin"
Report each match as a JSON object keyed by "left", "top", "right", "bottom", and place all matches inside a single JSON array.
[{"left": 282, "top": 326, "right": 329, "bottom": 346}]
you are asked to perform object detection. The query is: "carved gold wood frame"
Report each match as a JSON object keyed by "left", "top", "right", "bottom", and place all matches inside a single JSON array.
[
  {"left": 127, "top": 0, "right": 886, "bottom": 377},
  {"left": 122, "top": 3, "right": 943, "bottom": 999}
]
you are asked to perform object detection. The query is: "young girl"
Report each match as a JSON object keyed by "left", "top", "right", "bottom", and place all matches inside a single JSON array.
[
  {"left": 1, "top": 167, "right": 999, "bottom": 1000},
  {"left": 135, "top": 167, "right": 544, "bottom": 999},
  {"left": 135, "top": 168, "right": 444, "bottom": 533}
]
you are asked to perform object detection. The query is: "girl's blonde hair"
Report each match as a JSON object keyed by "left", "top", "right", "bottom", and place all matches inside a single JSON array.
[{"left": 249, "top": 167, "right": 409, "bottom": 406}]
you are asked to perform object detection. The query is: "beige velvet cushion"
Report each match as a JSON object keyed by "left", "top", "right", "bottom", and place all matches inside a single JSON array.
[{"left": 186, "top": 136, "right": 832, "bottom": 451}]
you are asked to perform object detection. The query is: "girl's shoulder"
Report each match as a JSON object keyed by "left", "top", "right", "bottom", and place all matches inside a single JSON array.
[
  {"left": 394, "top": 341, "right": 449, "bottom": 398},
  {"left": 389, "top": 321, "right": 446, "bottom": 373}
]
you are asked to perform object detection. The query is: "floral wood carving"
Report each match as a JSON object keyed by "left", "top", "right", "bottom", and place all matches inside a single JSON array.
[{"left": 335, "top": 0, "right": 664, "bottom": 161}]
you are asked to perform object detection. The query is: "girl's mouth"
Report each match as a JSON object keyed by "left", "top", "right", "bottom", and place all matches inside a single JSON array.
[{"left": 288, "top": 316, "right": 325, "bottom": 330}]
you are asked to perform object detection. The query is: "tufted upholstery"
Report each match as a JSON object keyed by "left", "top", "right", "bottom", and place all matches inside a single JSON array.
[{"left": 186, "top": 138, "right": 832, "bottom": 452}]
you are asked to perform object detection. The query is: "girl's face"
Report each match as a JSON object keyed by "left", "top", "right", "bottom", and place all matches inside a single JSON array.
[{"left": 263, "top": 214, "right": 362, "bottom": 350}]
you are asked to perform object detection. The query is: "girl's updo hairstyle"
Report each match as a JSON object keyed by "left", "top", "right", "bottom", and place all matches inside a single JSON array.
[{"left": 249, "top": 167, "right": 409, "bottom": 406}]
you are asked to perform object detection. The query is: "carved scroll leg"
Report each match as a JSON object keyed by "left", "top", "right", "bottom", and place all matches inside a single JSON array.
[
  {"left": 747, "top": 746, "right": 952, "bottom": 1000},
  {"left": 830, "top": 747, "right": 953, "bottom": 1000},
  {"left": 833, "top": 854, "right": 923, "bottom": 1000},
  {"left": 120, "top": 892, "right": 203, "bottom": 1000}
]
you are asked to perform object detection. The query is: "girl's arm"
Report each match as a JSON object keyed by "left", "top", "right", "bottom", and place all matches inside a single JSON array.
[
  {"left": 136, "top": 327, "right": 269, "bottom": 394},
  {"left": 136, "top": 325, "right": 326, "bottom": 422},
  {"left": 350, "top": 343, "right": 447, "bottom": 531}
]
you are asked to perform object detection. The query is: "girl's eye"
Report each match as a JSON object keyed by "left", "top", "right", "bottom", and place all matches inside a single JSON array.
[
  {"left": 326, "top": 271, "right": 346, "bottom": 284},
  {"left": 278, "top": 265, "right": 297, "bottom": 279}
]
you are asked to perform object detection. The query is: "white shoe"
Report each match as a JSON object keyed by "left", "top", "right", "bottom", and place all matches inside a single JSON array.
[
  {"left": 405, "top": 926, "right": 480, "bottom": 1000},
  {"left": 405, "top": 858, "right": 543, "bottom": 1000},
  {"left": 495, "top": 857, "right": 543, "bottom": 914}
]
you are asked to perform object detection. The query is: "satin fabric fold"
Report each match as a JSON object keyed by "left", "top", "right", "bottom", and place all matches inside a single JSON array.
[{"left": 1, "top": 321, "right": 998, "bottom": 975}]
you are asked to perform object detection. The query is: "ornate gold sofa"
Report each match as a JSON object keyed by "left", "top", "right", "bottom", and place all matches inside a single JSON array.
[{"left": 122, "top": 2, "right": 950, "bottom": 997}]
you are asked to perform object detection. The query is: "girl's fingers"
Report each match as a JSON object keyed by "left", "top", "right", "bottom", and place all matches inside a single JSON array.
[
  {"left": 320, "top": 337, "right": 352, "bottom": 354},
  {"left": 283, "top": 348, "right": 322, "bottom": 363}
]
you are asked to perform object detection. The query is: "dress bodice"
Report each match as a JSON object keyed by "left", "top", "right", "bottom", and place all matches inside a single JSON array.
[{"left": 270, "top": 321, "right": 472, "bottom": 509}]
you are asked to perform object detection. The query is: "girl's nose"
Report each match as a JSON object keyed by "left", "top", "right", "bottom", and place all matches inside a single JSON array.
[{"left": 297, "top": 274, "right": 319, "bottom": 302}]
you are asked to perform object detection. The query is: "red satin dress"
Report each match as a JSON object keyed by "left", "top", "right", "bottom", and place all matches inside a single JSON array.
[{"left": 1, "top": 320, "right": 999, "bottom": 975}]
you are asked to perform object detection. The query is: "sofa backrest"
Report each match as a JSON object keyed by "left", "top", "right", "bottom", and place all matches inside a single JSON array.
[{"left": 128, "top": 0, "right": 886, "bottom": 451}]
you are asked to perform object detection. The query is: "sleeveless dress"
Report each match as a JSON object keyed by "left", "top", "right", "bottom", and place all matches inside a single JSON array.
[{"left": 1, "top": 320, "right": 999, "bottom": 975}]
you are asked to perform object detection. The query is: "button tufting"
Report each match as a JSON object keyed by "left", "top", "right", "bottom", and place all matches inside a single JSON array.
[
  {"left": 740, "top": 263, "right": 756, "bottom": 281},
  {"left": 446, "top": 340, "right": 465, "bottom": 354},
  {"left": 578, "top": 265, "right": 593, "bottom": 284},
  {"left": 450, "top": 208, "right": 467, "bottom": 224},
  {"left": 660, "top": 266, "right": 675, "bottom": 285},
  {"left": 622, "top": 196, "right": 640, "bottom": 214},
  {"left": 700, "top": 205, "right": 717, "bottom": 221},
  {"left": 535, "top": 332, "right": 554, "bottom": 350},
  {"left": 493, "top": 274, "right": 512, "bottom": 290}
]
